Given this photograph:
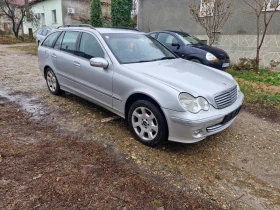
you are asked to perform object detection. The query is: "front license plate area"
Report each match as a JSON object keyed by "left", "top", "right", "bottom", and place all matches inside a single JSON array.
[
  {"left": 222, "top": 106, "right": 242, "bottom": 125},
  {"left": 222, "top": 63, "right": 230, "bottom": 68}
]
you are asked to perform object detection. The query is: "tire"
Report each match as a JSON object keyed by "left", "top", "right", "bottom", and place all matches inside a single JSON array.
[
  {"left": 190, "top": 58, "right": 202, "bottom": 64},
  {"left": 128, "top": 100, "right": 168, "bottom": 147},
  {"left": 45, "top": 68, "right": 63, "bottom": 95}
]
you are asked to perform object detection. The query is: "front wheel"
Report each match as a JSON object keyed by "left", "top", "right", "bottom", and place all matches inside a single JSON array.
[
  {"left": 128, "top": 100, "right": 168, "bottom": 147},
  {"left": 45, "top": 68, "right": 63, "bottom": 95}
]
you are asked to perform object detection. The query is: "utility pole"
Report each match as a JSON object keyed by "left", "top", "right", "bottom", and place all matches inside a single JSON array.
[{"left": 24, "top": 0, "right": 32, "bottom": 36}]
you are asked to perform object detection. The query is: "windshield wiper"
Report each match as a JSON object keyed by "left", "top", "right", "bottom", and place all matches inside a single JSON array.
[
  {"left": 133, "top": 57, "right": 176, "bottom": 63},
  {"left": 153, "top": 56, "right": 176, "bottom": 61}
]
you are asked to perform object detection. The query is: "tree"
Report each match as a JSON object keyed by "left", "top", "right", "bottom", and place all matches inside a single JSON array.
[
  {"left": 0, "top": 0, "right": 25, "bottom": 38},
  {"left": 243, "top": 0, "right": 280, "bottom": 68},
  {"left": 189, "top": 0, "right": 233, "bottom": 46},
  {"left": 111, "top": 0, "right": 133, "bottom": 27},
  {"left": 90, "top": 0, "right": 103, "bottom": 27}
]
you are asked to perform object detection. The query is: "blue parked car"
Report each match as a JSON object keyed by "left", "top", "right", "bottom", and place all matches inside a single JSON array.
[{"left": 148, "top": 30, "right": 230, "bottom": 70}]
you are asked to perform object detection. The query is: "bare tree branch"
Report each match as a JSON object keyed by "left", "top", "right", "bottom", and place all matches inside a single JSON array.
[
  {"left": 189, "top": 0, "right": 233, "bottom": 46},
  {"left": 243, "top": 0, "right": 280, "bottom": 68}
]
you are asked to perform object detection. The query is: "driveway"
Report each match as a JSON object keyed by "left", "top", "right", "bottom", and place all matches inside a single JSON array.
[{"left": 0, "top": 43, "right": 280, "bottom": 210}]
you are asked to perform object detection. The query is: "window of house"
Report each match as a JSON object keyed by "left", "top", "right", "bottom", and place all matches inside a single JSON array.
[
  {"left": 41, "top": 13, "right": 46, "bottom": 26},
  {"left": 265, "top": 0, "right": 280, "bottom": 10},
  {"left": 200, "top": 0, "right": 215, "bottom": 17},
  {"left": 61, "top": 31, "right": 80, "bottom": 55},
  {"left": 52, "top": 10, "right": 57, "bottom": 24},
  {"left": 42, "top": 32, "right": 61, "bottom": 48},
  {"left": 78, "top": 33, "right": 104, "bottom": 59}
]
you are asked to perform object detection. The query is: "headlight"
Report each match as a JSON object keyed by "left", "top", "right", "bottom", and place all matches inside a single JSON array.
[
  {"left": 206, "top": 52, "right": 218, "bottom": 62},
  {"left": 179, "top": 93, "right": 210, "bottom": 113}
]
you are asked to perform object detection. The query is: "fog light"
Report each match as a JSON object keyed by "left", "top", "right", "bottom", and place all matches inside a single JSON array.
[{"left": 193, "top": 129, "right": 203, "bottom": 137}]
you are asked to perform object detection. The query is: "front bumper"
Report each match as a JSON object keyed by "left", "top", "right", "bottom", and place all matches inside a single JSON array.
[{"left": 162, "top": 92, "right": 244, "bottom": 143}]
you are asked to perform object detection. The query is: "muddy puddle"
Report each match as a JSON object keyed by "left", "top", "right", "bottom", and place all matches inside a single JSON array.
[{"left": 0, "top": 82, "right": 50, "bottom": 122}]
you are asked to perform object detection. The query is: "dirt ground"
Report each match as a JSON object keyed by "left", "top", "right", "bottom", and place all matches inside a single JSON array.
[{"left": 1, "top": 43, "right": 280, "bottom": 210}]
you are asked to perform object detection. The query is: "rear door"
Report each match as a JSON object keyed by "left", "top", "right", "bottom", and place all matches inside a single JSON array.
[
  {"left": 74, "top": 32, "right": 113, "bottom": 108},
  {"left": 51, "top": 31, "right": 80, "bottom": 91}
]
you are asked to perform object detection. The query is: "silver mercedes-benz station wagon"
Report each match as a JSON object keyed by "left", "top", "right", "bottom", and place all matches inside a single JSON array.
[{"left": 38, "top": 24, "right": 244, "bottom": 146}]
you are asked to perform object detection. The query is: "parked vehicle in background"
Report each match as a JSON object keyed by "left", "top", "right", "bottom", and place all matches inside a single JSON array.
[
  {"left": 148, "top": 30, "right": 230, "bottom": 70},
  {"left": 34, "top": 28, "right": 54, "bottom": 45},
  {"left": 38, "top": 25, "right": 243, "bottom": 147}
]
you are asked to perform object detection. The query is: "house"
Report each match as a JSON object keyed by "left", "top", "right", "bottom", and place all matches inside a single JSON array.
[
  {"left": 138, "top": 0, "right": 280, "bottom": 69},
  {"left": 23, "top": 0, "right": 111, "bottom": 33}
]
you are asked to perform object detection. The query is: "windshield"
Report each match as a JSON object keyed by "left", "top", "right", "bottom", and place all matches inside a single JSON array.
[
  {"left": 102, "top": 33, "right": 177, "bottom": 64},
  {"left": 176, "top": 32, "right": 202, "bottom": 45}
]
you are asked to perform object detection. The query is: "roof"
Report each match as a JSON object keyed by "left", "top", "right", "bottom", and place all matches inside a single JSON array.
[
  {"left": 57, "top": 26, "right": 143, "bottom": 35},
  {"left": 149, "top": 30, "right": 188, "bottom": 34}
]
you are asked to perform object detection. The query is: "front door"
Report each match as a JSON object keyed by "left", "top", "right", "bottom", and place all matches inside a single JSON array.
[{"left": 73, "top": 32, "right": 113, "bottom": 108}]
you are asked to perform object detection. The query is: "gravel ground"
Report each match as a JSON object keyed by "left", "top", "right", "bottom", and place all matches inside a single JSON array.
[{"left": 1, "top": 43, "right": 280, "bottom": 210}]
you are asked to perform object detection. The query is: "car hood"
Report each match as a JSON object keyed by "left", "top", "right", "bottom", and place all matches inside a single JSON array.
[
  {"left": 123, "top": 59, "right": 236, "bottom": 104},
  {"left": 190, "top": 44, "right": 229, "bottom": 59}
]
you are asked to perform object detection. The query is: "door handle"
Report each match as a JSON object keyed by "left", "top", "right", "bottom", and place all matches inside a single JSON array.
[
  {"left": 74, "top": 61, "right": 81, "bottom": 67},
  {"left": 51, "top": 53, "right": 57, "bottom": 58}
]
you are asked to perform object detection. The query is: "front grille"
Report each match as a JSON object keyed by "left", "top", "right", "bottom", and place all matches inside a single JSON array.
[{"left": 215, "top": 86, "right": 237, "bottom": 109}]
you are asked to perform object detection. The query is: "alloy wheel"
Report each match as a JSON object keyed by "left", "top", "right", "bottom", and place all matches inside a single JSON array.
[{"left": 132, "top": 107, "right": 158, "bottom": 141}]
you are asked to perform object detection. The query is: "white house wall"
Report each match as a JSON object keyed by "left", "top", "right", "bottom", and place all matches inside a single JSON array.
[{"left": 23, "top": 0, "right": 63, "bottom": 33}]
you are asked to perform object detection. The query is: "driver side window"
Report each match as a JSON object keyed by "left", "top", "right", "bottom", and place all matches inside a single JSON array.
[
  {"left": 157, "top": 33, "right": 178, "bottom": 46},
  {"left": 78, "top": 33, "right": 104, "bottom": 60}
]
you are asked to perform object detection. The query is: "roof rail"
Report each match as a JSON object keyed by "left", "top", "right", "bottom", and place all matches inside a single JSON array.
[
  {"left": 58, "top": 24, "right": 95, "bottom": 29},
  {"left": 105, "top": 26, "right": 139, "bottom": 31}
]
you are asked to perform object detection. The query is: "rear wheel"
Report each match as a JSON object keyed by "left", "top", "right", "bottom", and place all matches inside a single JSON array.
[
  {"left": 45, "top": 68, "right": 63, "bottom": 95},
  {"left": 128, "top": 100, "right": 168, "bottom": 147}
]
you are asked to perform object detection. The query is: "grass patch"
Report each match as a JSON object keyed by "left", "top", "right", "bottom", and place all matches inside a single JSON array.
[
  {"left": 227, "top": 67, "right": 280, "bottom": 121},
  {"left": 235, "top": 78, "right": 280, "bottom": 121},
  {"left": 227, "top": 68, "right": 280, "bottom": 86},
  {"left": 0, "top": 34, "right": 35, "bottom": 44},
  {"left": 9, "top": 44, "right": 38, "bottom": 55}
]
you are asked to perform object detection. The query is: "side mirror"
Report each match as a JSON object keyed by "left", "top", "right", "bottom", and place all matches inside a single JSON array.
[
  {"left": 172, "top": 43, "right": 180, "bottom": 49},
  {"left": 90, "top": 57, "right": 109, "bottom": 69}
]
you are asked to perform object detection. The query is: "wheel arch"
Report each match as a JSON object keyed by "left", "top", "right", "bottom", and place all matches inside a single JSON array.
[{"left": 125, "top": 93, "right": 169, "bottom": 135}]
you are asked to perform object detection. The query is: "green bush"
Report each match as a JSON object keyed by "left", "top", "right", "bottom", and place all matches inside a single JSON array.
[
  {"left": 90, "top": 0, "right": 103, "bottom": 27},
  {"left": 111, "top": 0, "right": 133, "bottom": 27}
]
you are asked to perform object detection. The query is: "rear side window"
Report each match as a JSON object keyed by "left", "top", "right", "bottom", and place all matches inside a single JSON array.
[
  {"left": 78, "top": 33, "right": 104, "bottom": 59},
  {"left": 41, "top": 32, "right": 60, "bottom": 48},
  {"left": 61, "top": 31, "right": 80, "bottom": 55},
  {"left": 53, "top": 32, "right": 65, "bottom": 50}
]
